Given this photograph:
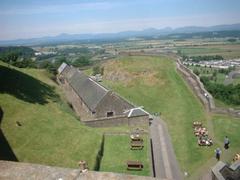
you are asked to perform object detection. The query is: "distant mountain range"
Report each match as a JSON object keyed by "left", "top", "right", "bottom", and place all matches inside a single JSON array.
[{"left": 1, "top": 23, "right": 240, "bottom": 46}]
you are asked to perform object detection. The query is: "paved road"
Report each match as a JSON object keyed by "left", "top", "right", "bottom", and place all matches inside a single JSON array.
[{"left": 149, "top": 117, "right": 183, "bottom": 180}]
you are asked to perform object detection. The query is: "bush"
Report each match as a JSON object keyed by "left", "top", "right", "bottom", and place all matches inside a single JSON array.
[
  {"left": 200, "top": 76, "right": 240, "bottom": 105},
  {"left": 72, "top": 56, "right": 91, "bottom": 67}
]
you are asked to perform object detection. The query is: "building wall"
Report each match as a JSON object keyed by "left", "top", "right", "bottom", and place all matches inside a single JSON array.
[
  {"left": 82, "top": 115, "right": 149, "bottom": 128},
  {"left": 94, "top": 91, "right": 134, "bottom": 118},
  {"left": 58, "top": 78, "right": 94, "bottom": 120}
]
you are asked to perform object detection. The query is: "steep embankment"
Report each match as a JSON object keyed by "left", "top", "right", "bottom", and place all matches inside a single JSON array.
[{"left": 0, "top": 62, "right": 102, "bottom": 169}]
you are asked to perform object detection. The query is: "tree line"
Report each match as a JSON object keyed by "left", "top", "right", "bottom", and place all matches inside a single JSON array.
[
  {"left": 0, "top": 46, "right": 36, "bottom": 68},
  {"left": 200, "top": 76, "right": 240, "bottom": 105},
  {"left": 0, "top": 46, "right": 92, "bottom": 74},
  {"left": 185, "top": 55, "right": 224, "bottom": 62}
]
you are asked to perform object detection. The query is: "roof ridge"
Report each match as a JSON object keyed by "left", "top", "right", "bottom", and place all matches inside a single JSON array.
[
  {"left": 92, "top": 90, "right": 110, "bottom": 110},
  {"left": 88, "top": 77, "right": 108, "bottom": 92}
]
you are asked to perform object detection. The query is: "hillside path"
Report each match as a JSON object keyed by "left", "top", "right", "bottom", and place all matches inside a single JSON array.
[{"left": 149, "top": 116, "right": 183, "bottom": 180}]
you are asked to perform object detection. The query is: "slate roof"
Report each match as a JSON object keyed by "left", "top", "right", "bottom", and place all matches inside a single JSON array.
[
  {"left": 126, "top": 107, "right": 149, "bottom": 117},
  {"left": 57, "top": 62, "right": 68, "bottom": 74},
  {"left": 60, "top": 63, "right": 108, "bottom": 111}
]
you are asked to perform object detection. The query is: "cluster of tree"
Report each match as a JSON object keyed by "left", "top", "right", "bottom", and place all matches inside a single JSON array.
[
  {"left": 227, "top": 38, "right": 237, "bottom": 42},
  {"left": 200, "top": 76, "right": 240, "bottom": 105},
  {"left": 0, "top": 46, "right": 35, "bottom": 58},
  {"left": 72, "top": 56, "right": 91, "bottom": 67},
  {"left": 36, "top": 54, "right": 57, "bottom": 61},
  {"left": 0, "top": 46, "right": 36, "bottom": 68},
  {"left": 92, "top": 65, "right": 104, "bottom": 75},
  {"left": 58, "top": 47, "right": 91, "bottom": 55},
  {"left": 0, "top": 46, "right": 94, "bottom": 74},
  {"left": 193, "top": 66, "right": 235, "bottom": 77},
  {"left": 38, "top": 55, "right": 92, "bottom": 74},
  {"left": 187, "top": 55, "right": 224, "bottom": 62}
]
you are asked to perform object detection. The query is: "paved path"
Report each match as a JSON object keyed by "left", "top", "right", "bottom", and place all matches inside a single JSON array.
[{"left": 149, "top": 117, "right": 182, "bottom": 180}]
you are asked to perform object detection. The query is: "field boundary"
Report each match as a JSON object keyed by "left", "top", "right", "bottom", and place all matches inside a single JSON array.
[{"left": 176, "top": 58, "right": 240, "bottom": 118}]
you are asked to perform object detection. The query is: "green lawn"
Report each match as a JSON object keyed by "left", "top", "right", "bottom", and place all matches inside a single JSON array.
[
  {"left": 101, "top": 55, "right": 240, "bottom": 176},
  {"left": 212, "top": 115, "right": 240, "bottom": 164},
  {"left": 100, "top": 135, "right": 150, "bottom": 176},
  {"left": 188, "top": 65, "right": 227, "bottom": 84},
  {"left": 0, "top": 62, "right": 102, "bottom": 169},
  {"left": 0, "top": 61, "right": 150, "bottom": 176},
  {"left": 233, "top": 77, "right": 240, "bottom": 85}
]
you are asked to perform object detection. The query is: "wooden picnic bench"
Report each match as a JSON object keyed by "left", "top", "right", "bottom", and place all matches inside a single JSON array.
[
  {"left": 127, "top": 161, "right": 143, "bottom": 170},
  {"left": 131, "top": 140, "right": 144, "bottom": 150},
  {"left": 130, "top": 136, "right": 143, "bottom": 142}
]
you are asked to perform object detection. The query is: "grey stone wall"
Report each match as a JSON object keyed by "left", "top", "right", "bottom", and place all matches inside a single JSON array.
[
  {"left": 82, "top": 115, "right": 149, "bottom": 128},
  {"left": 58, "top": 78, "right": 93, "bottom": 120},
  {"left": 176, "top": 59, "right": 240, "bottom": 118}
]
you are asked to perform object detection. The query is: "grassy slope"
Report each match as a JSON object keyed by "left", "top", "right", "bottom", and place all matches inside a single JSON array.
[
  {"left": 100, "top": 135, "right": 150, "bottom": 176},
  {"left": 0, "top": 62, "right": 151, "bottom": 176},
  {"left": 101, "top": 56, "right": 240, "bottom": 175},
  {"left": 0, "top": 62, "right": 102, "bottom": 169}
]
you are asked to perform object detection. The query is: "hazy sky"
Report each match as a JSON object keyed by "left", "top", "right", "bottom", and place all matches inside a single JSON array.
[{"left": 1, "top": 0, "right": 240, "bottom": 40}]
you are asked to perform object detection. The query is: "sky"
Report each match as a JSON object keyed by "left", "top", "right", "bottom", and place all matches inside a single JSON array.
[{"left": 1, "top": 0, "right": 240, "bottom": 40}]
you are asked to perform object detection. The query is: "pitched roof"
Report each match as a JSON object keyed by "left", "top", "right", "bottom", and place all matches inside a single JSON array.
[
  {"left": 125, "top": 107, "right": 149, "bottom": 117},
  {"left": 61, "top": 64, "right": 109, "bottom": 111},
  {"left": 57, "top": 62, "right": 68, "bottom": 74}
]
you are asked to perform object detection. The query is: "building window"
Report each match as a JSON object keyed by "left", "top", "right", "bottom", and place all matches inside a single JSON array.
[{"left": 107, "top": 111, "right": 114, "bottom": 117}]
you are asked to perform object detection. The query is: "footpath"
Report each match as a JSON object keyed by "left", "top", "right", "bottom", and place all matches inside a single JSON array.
[{"left": 149, "top": 116, "right": 183, "bottom": 180}]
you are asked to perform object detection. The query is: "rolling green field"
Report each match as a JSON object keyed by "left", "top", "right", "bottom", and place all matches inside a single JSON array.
[
  {"left": 101, "top": 55, "right": 240, "bottom": 176},
  {"left": 176, "top": 44, "right": 240, "bottom": 59},
  {"left": 100, "top": 135, "right": 150, "bottom": 176}
]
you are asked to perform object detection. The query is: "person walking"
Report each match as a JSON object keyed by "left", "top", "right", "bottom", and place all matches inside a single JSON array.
[
  {"left": 215, "top": 148, "right": 221, "bottom": 161},
  {"left": 224, "top": 136, "right": 230, "bottom": 149}
]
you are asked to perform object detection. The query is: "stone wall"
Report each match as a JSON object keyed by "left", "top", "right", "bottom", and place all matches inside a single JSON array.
[
  {"left": 176, "top": 59, "right": 240, "bottom": 118},
  {"left": 82, "top": 115, "right": 149, "bottom": 128},
  {"left": 57, "top": 78, "right": 93, "bottom": 120},
  {"left": 0, "top": 160, "right": 157, "bottom": 180}
]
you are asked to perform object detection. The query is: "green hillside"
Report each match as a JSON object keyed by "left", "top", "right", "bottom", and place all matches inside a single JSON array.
[
  {"left": 0, "top": 61, "right": 102, "bottom": 169},
  {"left": 102, "top": 56, "right": 240, "bottom": 176},
  {"left": 0, "top": 61, "right": 150, "bottom": 176}
]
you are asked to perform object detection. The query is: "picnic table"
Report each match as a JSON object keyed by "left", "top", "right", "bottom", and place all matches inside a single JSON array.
[
  {"left": 127, "top": 160, "right": 143, "bottom": 170},
  {"left": 131, "top": 140, "right": 144, "bottom": 150}
]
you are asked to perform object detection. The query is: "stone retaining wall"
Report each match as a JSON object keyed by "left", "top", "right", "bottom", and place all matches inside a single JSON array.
[
  {"left": 176, "top": 59, "right": 240, "bottom": 118},
  {"left": 82, "top": 115, "right": 149, "bottom": 127}
]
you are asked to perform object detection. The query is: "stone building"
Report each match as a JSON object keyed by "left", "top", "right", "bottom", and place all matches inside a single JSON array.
[
  {"left": 57, "top": 63, "right": 149, "bottom": 124},
  {"left": 211, "top": 160, "right": 240, "bottom": 180}
]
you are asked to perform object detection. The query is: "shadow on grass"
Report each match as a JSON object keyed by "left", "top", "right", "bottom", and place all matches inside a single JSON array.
[
  {"left": 0, "top": 65, "right": 59, "bottom": 104},
  {"left": 0, "top": 106, "right": 18, "bottom": 161},
  {"left": 94, "top": 134, "right": 105, "bottom": 171}
]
